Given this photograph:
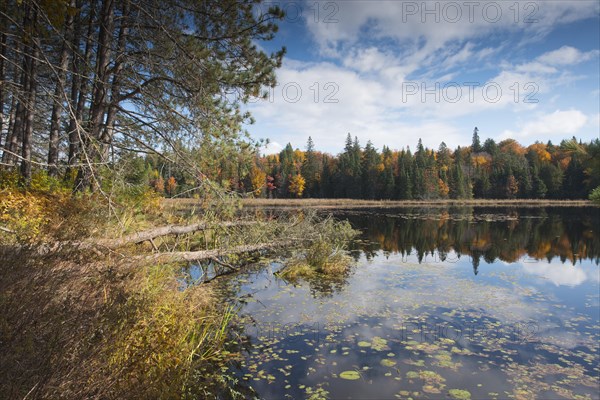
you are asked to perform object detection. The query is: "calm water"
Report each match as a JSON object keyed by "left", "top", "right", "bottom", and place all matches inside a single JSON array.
[{"left": 219, "top": 207, "right": 600, "bottom": 399}]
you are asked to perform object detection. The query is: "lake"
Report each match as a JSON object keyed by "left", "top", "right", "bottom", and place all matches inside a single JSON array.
[{"left": 218, "top": 207, "right": 600, "bottom": 399}]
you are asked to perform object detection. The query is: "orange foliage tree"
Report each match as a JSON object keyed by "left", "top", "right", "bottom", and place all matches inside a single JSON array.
[{"left": 166, "top": 176, "right": 177, "bottom": 196}]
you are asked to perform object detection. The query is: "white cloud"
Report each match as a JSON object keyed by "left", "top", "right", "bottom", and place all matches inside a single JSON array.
[
  {"left": 245, "top": 2, "right": 599, "bottom": 153},
  {"left": 522, "top": 262, "right": 600, "bottom": 287},
  {"left": 537, "top": 46, "right": 599, "bottom": 66},
  {"left": 261, "top": 141, "right": 283, "bottom": 155},
  {"left": 515, "top": 61, "right": 557, "bottom": 74},
  {"left": 248, "top": 59, "right": 468, "bottom": 151},
  {"left": 500, "top": 109, "right": 588, "bottom": 140},
  {"left": 247, "top": 51, "right": 591, "bottom": 152},
  {"left": 305, "top": 1, "right": 599, "bottom": 71}
]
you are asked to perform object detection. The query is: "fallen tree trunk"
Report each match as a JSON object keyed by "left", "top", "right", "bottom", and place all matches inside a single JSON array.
[
  {"left": 94, "top": 220, "right": 259, "bottom": 249},
  {"left": 0, "top": 221, "right": 262, "bottom": 256},
  {"left": 141, "top": 240, "right": 294, "bottom": 263}
]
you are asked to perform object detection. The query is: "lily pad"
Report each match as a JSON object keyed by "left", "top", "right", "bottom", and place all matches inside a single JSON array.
[
  {"left": 339, "top": 370, "right": 361, "bottom": 380},
  {"left": 381, "top": 359, "right": 397, "bottom": 367},
  {"left": 406, "top": 371, "right": 419, "bottom": 379},
  {"left": 449, "top": 389, "right": 472, "bottom": 399},
  {"left": 371, "top": 336, "right": 389, "bottom": 351}
]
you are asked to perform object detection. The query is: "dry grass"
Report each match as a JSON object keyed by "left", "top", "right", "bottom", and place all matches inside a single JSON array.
[
  {"left": 0, "top": 246, "right": 232, "bottom": 399},
  {"left": 0, "top": 187, "right": 238, "bottom": 399}
]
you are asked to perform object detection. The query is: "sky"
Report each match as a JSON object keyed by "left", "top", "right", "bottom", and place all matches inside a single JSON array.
[{"left": 244, "top": 0, "right": 600, "bottom": 155}]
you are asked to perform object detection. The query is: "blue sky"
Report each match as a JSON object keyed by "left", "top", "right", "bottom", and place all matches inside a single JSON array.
[{"left": 245, "top": 0, "right": 600, "bottom": 154}]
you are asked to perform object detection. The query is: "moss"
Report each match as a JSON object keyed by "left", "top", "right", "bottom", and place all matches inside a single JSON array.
[{"left": 279, "top": 263, "right": 316, "bottom": 280}]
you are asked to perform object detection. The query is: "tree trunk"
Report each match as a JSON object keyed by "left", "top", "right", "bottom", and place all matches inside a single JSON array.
[
  {"left": 95, "top": 220, "right": 259, "bottom": 249},
  {"left": 75, "top": 0, "right": 114, "bottom": 191},
  {"left": 2, "top": 96, "right": 17, "bottom": 166},
  {"left": 142, "top": 241, "right": 294, "bottom": 263},
  {"left": 48, "top": 0, "right": 75, "bottom": 176},
  {"left": 100, "top": 0, "right": 130, "bottom": 161},
  {"left": 0, "top": 2, "right": 7, "bottom": 150},
  {"left": 6, "top": 32, "right": 26, "bottom": 167},
  {"left": 20, "top": 3, "right": 39, "bottom": 180},
  {"left": 66, "top": 0, "right": 94, "bottom": 178}
]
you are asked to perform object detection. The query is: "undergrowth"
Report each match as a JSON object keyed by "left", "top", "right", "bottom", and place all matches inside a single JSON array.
[
  {"left": 0, "top": 249, "right": 235, "bottom": 399},
  {"left": 0, "top": 170, "right": 240, "bottom": 399},
  {"left": 0, "top": 169, "right": 175, "bottom": 244},
  {"left": 0, "top": 169, "right": 360, "bottom": 399}
]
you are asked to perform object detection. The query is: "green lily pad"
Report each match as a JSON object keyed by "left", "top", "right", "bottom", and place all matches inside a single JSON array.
[
  {"left": 449, "top": 389, "right": 471, "bottom": 399},
  {"left": 339, "top": 370, "right": 361, "bottom": 380},
  {"left": 406, "top": 371, "right": 419, "bottom": 379},
  {"left": 371, "top": 336, "right": 389, "bottom": 351},
  {"left": 358, "top": 341, "right": 371, "bottom": 347},
  {"left": 381, "top": 359, "right": 397, "bottom": 367}
]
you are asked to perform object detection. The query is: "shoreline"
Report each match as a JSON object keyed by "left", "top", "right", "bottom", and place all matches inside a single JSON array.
[{"left": 165, "top": 198, "right": 596, "bottom": 209}]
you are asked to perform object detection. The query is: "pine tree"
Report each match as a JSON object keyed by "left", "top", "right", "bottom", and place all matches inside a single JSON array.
[
  {"left": 361, "top": 141, "right": 380, "bottom": 199},
  {"left": 301, "top": 136, "right": 319, "bottom": 197},
  {"left": 472, "top": 127, "right": 481, "bottom": 153}
]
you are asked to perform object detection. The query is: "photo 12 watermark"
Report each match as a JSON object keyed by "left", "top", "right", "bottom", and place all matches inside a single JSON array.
[
  {"left": 247, "top": 319, "right": 540, "bottom": 345},
  {"left": 248, "top": 81, "right": 340, "bottom": 104},
  {"left": 397, "top": 1, "right": 539, "bottom": 24},
  {"left": 256, "top": 1, "right": 339, "bottom": 24},
  {"left": 401, "top": 81, "right": 539, "bottom": 104},
  {"left": 256, "top": 1, "right": 541, "bottom": 25}
]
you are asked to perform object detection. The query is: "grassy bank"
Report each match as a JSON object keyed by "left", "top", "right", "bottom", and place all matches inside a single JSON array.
[
  {"left": 0, "top": 184, "right": 236, "bottom": 398},
  {"left": 170, "top": 198, "right": 597, "bottom": 209},
  {"left": 1, "top": 182, "right": 358, "bottom": 399}
]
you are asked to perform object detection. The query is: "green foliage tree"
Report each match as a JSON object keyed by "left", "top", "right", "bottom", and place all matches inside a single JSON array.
[
  {"left": 361, "top": 141, "right": 380, "bottom": 199},
  {"left": 301, "top": 137, "right": 320, "bottom": 197},
  {"left": 589, "top": 186, "right": 600, "bottom": 205},
  {"left": 472, "top": 127, "right": 482, "bottom": 153},
  {"left": 0, "top": 0, "right": 286, "bottom": 193}
]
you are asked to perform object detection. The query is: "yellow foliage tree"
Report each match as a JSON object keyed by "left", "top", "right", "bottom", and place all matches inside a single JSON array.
[
  {"left": 528, "top": 143, "right": 551, "bottom": 162},
  {"left": 471, "top": 154, "right": 491, "bottom": 168},
  {"left": 150, "top": 170, "right": 164, "bottom": 194},
  {"left": 249, "top": 166, "right": 267, "bottom": 196},
  {"left": 288, "top": 174, "right": 306, "bottom": 197}
]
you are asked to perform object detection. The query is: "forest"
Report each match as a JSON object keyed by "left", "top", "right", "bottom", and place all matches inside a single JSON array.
[{"left": 141, "top": 132, "right": 600, "bottom": 200}]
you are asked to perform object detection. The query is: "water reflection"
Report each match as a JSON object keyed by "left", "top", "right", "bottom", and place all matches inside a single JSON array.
[
  {"left": 521, "top": 259, "right": 600, "bottom": 287},
  {"left": 342, "top": 206, "right": 599, "bottom": 267},
  {"left": 217, "top": 207, "right": 599, "bottom": 399}
]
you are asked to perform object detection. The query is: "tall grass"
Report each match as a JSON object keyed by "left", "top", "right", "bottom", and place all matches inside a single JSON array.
[
  {"left": 104, "top": 264, "right": 233, "bottom": 399},
  {"left": 0, "top": 174, "right": 238, "bottom": 399},
  {"left": 0, "top": 248, "right": 235, "bottom": 399}
]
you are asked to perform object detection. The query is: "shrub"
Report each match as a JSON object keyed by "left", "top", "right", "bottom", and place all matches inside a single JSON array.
[
  {"left": 0, "top": 189, "right": 48, "bottom": 242},
  {"left": 280, "top": 217, "right": 358, "bottom": 279},
  {"left": 590, "top": 186, "right": 600, "bottom": 205}
]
